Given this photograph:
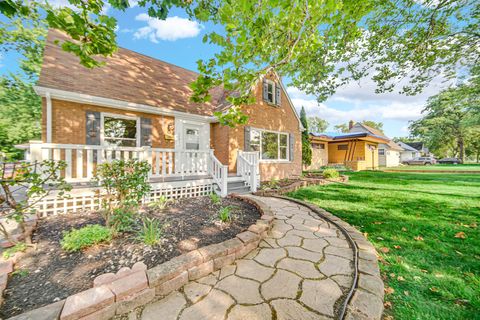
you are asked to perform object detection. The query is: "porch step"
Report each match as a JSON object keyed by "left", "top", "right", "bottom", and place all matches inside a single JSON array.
[
  {"left": 227, "top": 181, "right": 247, "bottom": 189},
  {"left": 227, "top": 175, "right": 244, "bottom": 183},
  {"left": 227, "top": 180, "right": 251, "bottom": 194}
]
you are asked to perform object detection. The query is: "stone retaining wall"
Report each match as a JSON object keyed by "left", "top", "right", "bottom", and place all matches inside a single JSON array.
[
  {"left": 254, "top": 175, "right": 348, "bottom": 197},
  {"left": 7, "top": 196, "right": 273, "bottom": 320}
]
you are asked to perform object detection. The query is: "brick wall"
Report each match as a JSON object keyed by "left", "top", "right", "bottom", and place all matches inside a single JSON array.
[
  {"left": 44, "top": 99, "right": 174, "bottom": 148},
  {"left": 210, "top": 74, "right": 303, "bottom": 181},
  {"left": 210, "top": 123, "right": 230, "bottom": 165}
]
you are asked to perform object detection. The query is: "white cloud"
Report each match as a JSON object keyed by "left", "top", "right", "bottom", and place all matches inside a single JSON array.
[
  {"left": 289, "top": 90, "right": 425, "bottom": 127},
  {"left": 134, "top": 14, "right": 202, "bottom": 42}
]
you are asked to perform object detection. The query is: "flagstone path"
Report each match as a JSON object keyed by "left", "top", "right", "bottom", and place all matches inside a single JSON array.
[{"left": 139, "top": 196, "right": 360, "bottom": 320}]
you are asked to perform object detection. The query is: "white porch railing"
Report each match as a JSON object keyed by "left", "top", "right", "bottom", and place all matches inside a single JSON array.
[
  {"left": 237, "top": 151, "right": 259, "bottom": 192},
  {"left": 27, "top": 142, "right": 227, "bottom": 191},
  {"left": 209, "top": 150, "right": 228, "bottom": 197}
]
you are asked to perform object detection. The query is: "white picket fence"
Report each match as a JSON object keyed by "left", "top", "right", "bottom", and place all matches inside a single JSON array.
[{"left": 35, "top": 179, "right": 215, "bottom": 216}]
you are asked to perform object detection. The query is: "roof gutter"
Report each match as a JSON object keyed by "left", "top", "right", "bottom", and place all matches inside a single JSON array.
[{"left": 34, "top": 86, "right": 218, "bottom": 123}]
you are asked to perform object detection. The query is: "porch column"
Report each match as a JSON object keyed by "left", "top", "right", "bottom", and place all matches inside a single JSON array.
[{"left": 46, "top": 92, "right": 52, "bottom": 143}]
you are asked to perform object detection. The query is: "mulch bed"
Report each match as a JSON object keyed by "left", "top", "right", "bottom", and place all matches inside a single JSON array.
[{"left": 1, "top": 196, "right": 260, "bottom": 317}]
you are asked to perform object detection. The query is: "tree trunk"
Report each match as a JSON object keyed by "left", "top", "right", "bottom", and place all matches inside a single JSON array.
[{"left": 457, "top": 136, "right": 465, "bottom": 163}]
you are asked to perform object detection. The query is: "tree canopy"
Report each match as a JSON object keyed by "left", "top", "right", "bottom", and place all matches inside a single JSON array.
[
  {"left": 0, "top": 8, "right": 46, "bottom": 159},
  {"left": 410, "top": 75, "right": 480, "bottom": 162},
  {"left": 1, "top": 0, "right": 478, "bottom": 116},
  {"left": 334, "top": 120, "right": 384, "bottom": 134},
  {"left": 307, "top": 117, "right": 329, "bottom": 134}
]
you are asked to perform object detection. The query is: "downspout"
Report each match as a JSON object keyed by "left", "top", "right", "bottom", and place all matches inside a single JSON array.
[{"left": 46, "top": 92, "right": 52, "bottom": 143}]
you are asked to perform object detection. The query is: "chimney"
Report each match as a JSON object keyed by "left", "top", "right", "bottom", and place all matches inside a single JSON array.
[{"left": 349, "top": 120, "right": 354, "bottom": 130}]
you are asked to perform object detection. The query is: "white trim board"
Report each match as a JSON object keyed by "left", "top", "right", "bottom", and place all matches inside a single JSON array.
[{"left": 34, "top": 86, "right": 217, "bottom": 123}]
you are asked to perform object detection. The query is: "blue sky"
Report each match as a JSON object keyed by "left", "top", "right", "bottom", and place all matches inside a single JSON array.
[{"left": 2, "top": 1, "right": 454, "bottom": 138}]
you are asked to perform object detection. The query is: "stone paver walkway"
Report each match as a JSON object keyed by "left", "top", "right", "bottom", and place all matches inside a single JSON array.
[{"left": 140, "top": 197, "right": 355, "bottom": 320}]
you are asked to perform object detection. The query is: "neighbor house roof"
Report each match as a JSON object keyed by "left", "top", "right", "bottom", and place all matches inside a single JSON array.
[
  {"left": 385, "top": 140, "right": 404, "bottom": 151},
  {"left": 38, "top": 29, "right": 224, "bottom": 117},
  {"left": 397, "top": 141, "right": 418, "bottom": 152},
  {"left": 351, "top": 123, "right": 388, "bottom": 139},
  {"left": 310, "top": 132, "right": 389, "bottom": 143},
  {"left": 405, "top": 142, "right": 425, "bottom": 151}
]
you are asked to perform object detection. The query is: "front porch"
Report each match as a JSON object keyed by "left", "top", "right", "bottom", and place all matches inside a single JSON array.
[{"left": 19, "top": 142, "right": 260, "bottom": 215}]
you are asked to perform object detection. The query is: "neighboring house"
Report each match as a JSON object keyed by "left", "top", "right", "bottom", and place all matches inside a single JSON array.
[
  {"left": 308, "top": 132, "right": 389, "bottom": 171},
  {"left": 396, "top": 141, "right": 421, "bottom": 162},
  {"left": 18, "top": 30, "right": 303, "bottom": 214},
  {"left": 348, "top": 122, "right": 403, "bottom": 167},
  {"left": 405, "top": 142, "right": 432, "bottom": 157}
]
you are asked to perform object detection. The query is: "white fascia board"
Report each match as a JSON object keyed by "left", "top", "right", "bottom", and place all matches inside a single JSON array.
[{"left": 34, "top": 86, "right": 217, "bottom": 123}]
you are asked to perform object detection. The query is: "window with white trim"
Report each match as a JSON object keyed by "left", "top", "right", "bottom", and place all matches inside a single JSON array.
[
  {"left": 250, "top": 128, "right": 289, "bottom": 161},
  {"left": 103, "top": 115, "right": 138, "bottom": 147},
  {"left": 379, "top": 149, "right": 385, "bottom": 156}
]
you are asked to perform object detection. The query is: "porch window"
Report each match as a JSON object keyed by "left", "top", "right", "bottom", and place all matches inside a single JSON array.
[
  {"left": 379, "top": 149, "right": 385, "bottom": 156},
  {"left": 250, "top": 128, "right": 289, "bottom": 161},
  {"left": 338, "top": 144, "right": 348, "bottom": 151},
  {"left": 103, "top": 115, "right": 138, "bottom": 147}
]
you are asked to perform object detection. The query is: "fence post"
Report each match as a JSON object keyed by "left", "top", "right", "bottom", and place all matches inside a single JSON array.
[{"left": 29, "top": 141, "right": 43, "bottom": 163}]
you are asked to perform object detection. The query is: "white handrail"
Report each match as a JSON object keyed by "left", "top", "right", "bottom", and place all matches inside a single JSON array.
[
  {"left": 237, "top": 151, "right": 258, "bottom": 192},
  {"left": 208, "top": 150, "right": 228, "bottom": 197}
]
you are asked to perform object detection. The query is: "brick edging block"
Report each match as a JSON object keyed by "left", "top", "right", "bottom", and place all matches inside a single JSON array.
[
  {"left": 269, "top": 196, "right": 384, "bottom": 320},
  {"left": 6, "top": 196, "right": 273, "bottom": 320}
]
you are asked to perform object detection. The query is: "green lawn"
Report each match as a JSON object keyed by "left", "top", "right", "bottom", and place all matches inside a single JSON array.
[
  {"left": 288, "top": 171, "right": 480, "bottom": 320},
  {"left": 385, "top": 164, "right": 480, "bottom": 172}
]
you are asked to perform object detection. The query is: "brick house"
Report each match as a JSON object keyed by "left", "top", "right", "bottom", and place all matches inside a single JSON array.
[{"left": 20, "top": 30, "right": 303, "bottom": 214}]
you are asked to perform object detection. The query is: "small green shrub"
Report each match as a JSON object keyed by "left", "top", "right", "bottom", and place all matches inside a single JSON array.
[
  {"left": 218, "top": 206, "right": 232, "bottom": 222},
  {"left": 110, "top": 206, "right": 136, "bottom": 233},
  {"left": 94, "top": 159, "right": 151, "bottom": 229},
  {"left": 61, "top": 224, "right": 112, "bottom": 252},
  {"left": 148, "top": 195, "right": 172, "bottom": 210},
  {"left": 12, "top": 269, "right": 29, "bottom": 277},
  {"left": 137, "top": 217, "right": 163, "bottom": 246},
  {"left": 323, "top": 168, "right": 340, "bottom": 179},
  {"left": 210, "top": 193, "right": 221, "bottom": 204},
  {"left": 2, "top": 242, "right": 27, "bottom": 259}
]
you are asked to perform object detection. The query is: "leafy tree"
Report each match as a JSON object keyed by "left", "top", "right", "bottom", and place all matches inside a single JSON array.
[
  {"left": 361, "top": 120, "right": 384, "bottom": 133},
  {"left": 334, "top": 124, "right": 349, "bottom": 133},
  {"left": 0, "top": 77, "right": 42, "bottom": 159},
  {"left": 410, "top": 82, "right": 479, "bottom": 163},
  {"left": 307, "top": 117, "right": 329, "bottom": 133},
  {"left": 299, "top": 107, "right": 311, "bottom": 166},
  {"left": 393, "top": 137, "right": 417, "bottom": 144},
  {"left": 0, "top": 9, "right": 47, "bottom": 159},
  {"left": 465, "top": 128, "right": 480, "bottom": 163},
  {"left": 334, "top": 120, "right": 384, "bottom": 134},
  {"left": 1, "top": 0, "right": 478, "bottom": 126}
]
